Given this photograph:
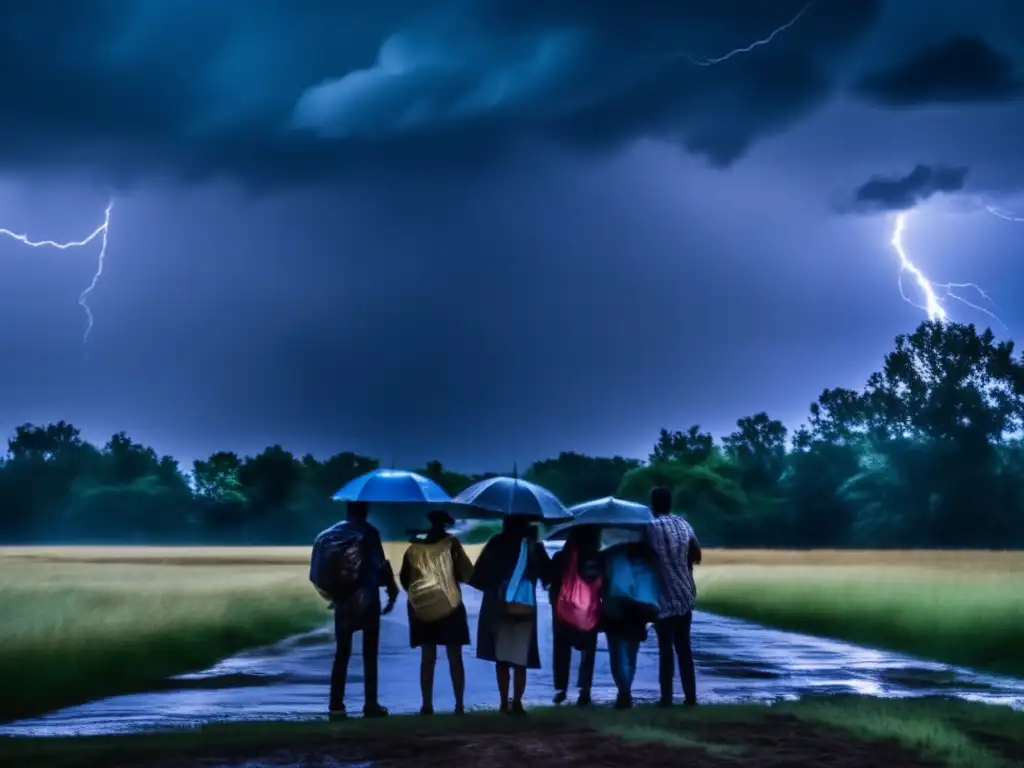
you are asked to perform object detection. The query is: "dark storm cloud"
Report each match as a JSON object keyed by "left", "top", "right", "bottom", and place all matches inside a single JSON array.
[
  {"left": 849, "top": 165, "right": 969, "bottom": 213},
  {"left": 0, "top": 0, "right": 887, "bottom": 185},
  {"left": 854, "top": 36, "right": 1024, "bottom": 107}
]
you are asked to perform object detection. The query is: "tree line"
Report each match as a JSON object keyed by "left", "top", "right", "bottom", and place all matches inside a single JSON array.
[{"left": 2, "top": 321, "right": 1023, "bottom": 548}]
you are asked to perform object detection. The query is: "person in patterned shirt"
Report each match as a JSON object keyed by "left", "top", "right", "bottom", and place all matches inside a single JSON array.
[{"left": 646, "top": 486, "right": 701, "bottom": 706}]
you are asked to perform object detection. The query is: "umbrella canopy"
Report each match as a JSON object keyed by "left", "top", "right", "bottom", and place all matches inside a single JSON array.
[
  {"left": 331, "top": 469, "right": 452, "bottom": 504},
  {"left": 452, "top": 475, "right": 571, "bottom": 522},
  {"left": 545, "top": 496, "right": 652, "bottom": 540}
]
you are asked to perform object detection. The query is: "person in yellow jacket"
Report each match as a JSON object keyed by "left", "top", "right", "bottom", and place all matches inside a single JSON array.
[{"left": 399, "top": 508, "right": 475, "bottom": 715}]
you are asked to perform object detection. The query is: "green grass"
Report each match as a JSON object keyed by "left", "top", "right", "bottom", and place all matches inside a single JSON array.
[
  {"left": 780, "top": 697, "right": 1017, "bottom": 768},
  {"left": 696, "top": 552, "right": 1024, "bottom": 677},
  {"left": 1, "top": 697, "right": 1020, "bottom": 768},
  {"left": 0, "top": 548, "right": 328, "bottom": 722}
]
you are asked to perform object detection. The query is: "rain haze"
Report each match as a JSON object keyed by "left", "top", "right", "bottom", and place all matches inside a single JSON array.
[{"left": 2, "top": 0, "right": 1024, "bottom": 472}]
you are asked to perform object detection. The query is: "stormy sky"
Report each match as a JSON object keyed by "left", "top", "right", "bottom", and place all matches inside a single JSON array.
[{"left": 2, "top": 0, "right": 1024, "bottom": 471}]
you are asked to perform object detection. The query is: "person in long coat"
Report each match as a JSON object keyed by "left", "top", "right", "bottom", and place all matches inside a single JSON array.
[{"left": 468, "top": 515, "right": 550, "bottom": 715}]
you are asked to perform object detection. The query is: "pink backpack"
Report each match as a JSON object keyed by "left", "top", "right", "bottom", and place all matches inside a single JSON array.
[{"left": 555, "top": 545, "right": 603, "bottom": 632}]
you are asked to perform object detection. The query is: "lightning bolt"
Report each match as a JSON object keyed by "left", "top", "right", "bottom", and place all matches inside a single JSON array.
[
  {"left": 985, "top": 205, "right": 1024, "bottom": 223},
  {"left": 0, "top": 200, "right": 113, "bottom": 344},
  {"left": 688, "top": 2, "right": 814, "bottom": 67},
  {"left": 890, "top": 211, "right": 1006, "bottom": 329}
]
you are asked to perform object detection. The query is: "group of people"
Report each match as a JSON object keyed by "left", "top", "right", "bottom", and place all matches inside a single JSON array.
[{"left": 312, "top": 486, "right": 700, "bottom": 719}]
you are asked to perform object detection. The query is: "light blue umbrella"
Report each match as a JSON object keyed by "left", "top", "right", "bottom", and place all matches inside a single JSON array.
[
  {"left": 332, "top": 469, "right": 452, "bottom": 504},
  {"left": 545, "top": 496, "right": 652, "bottom": 540},
  {"left": 452, "top": 475, "right": 571, "bottom": 522}
]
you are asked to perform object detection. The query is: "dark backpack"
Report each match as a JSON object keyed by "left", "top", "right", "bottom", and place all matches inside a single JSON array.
[{"left": 310, "top": 522, "right": 366, "bottom": 600}]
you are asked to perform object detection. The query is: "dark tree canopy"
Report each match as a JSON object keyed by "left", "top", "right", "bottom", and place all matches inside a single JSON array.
[{"left": 1, "top": 321, "right": 1022, "bottom": 548}]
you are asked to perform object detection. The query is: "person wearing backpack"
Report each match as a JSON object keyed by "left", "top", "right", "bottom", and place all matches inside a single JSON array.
[
  {"left": 646, "top": 485, "right": 702, "bottom": 707},
  {"left": 546, "top": 525, "right": 602, "bottom": 707},
  {"left": 601, "top": 536, "right": 659, "bottom": 709},
  {"left": 399, "top": 509, "right": 475, "bottom": 716},
  {"left": 310, "top": 500, "right": 399, "bottom": 720},
  {"left": 468, "top": 517, "right": 550, "bottom": 715}
]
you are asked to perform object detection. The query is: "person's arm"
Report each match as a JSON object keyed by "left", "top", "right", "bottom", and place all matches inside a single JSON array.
[
  {"left": 542, "top": 548, "right": 563, "bottom": 588},
  {"left": 370, "top": 528, "right": 399, "bottom": 604},
  {"left": 399, "top": 549, "right": 412, "bottom": 592},
  {"left": 531, "top": 539, "right": 552, "bottom": 584},
  {"left": 451, "top": 538, "right": 474, "bottom": 584},
  {"left": 467, "top": 539, "right": 495, "bottom": 591},
  {"left": 688, "top": 537, "right": 702, "bottom": 568}
]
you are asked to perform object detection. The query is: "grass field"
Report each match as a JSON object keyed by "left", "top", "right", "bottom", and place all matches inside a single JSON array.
[
  {"left": 1, "top": 546, "right": 1022, "bottom": 725},
  {"left": 695, "top": 549, "right": 1024, "bottom": 678},
  {"left": 0, "top": 547, "right": 330, "bottom": 723}
]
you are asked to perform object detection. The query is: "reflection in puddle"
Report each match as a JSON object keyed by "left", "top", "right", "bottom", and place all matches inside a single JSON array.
[{"left": 3, "top": 591, "right": 1023, "bottom": 737}]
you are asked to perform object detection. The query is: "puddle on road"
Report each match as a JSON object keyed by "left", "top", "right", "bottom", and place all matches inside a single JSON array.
[{"left": 3, "top": 591, "right": 1023, "bottom": 737}]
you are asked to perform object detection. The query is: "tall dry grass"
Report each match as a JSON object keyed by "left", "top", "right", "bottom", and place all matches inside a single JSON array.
[
  {"left": 695, "top": 549, "right": 1024, "bottom": 677},
  {"left": 0, "top": 547, "right": 329, "bottom": 722}
]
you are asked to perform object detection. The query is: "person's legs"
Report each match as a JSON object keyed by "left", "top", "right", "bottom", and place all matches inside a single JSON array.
[
  {"left": 512, "top": 666, "right": 527, "bottom": 714},
  {"left": 552, "top": 621, "right": 570, "bottom": 703},
  {"left": 445, "top": 645, "right": 466, "bottom": 713},
  {"left": 606, "top": 633, "right": 625, "bottom": 692},
  {"left": 606, "top": 632, "right": 631, "bottom": 709},
  {"left": 576, "top": 631, "right": 597, "bottom": 705},
  {"left": 330, "top": 613, "right": 353, "bottom": 715},
  {"left": 673, "top": 611, "right": 697, "bottom": 705},
  {"left": 618, "top": 638, "right": 640, "bottom": 709},
  {"left": 655, "top": 618, "right": 676, "bottom": 706},
  {"left": 625, "top": 638, "right": 640, "bottom": 689},
  {"left": 362, "top": 612, "right": 387, "bottom": 716},
  {"left": 496, "top": 663, "right": 511, "bottom": 711},
  {"left": 419, "top": 645, "right": 437, "bottom": 714}
]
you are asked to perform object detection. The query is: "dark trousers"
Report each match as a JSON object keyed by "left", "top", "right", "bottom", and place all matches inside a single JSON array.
[
  {"left": 606, "top": 632, "right": 640, "bottom": 696},
  {"left": 330, "top": 605, "right": 381, "bottom": 711},
  {"left": 654, "top": 612, "right": 696, "bottom": 704},
  {"left": 552, "top": 621, "right": 596, "bottom": 694}
]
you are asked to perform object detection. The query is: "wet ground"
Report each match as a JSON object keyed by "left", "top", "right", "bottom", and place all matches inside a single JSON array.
[{"left": 3, "top": 590, "right": 1023, "bottom": 737}]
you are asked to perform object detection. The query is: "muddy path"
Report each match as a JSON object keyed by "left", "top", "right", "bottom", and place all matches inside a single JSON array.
[{"left": 3, "top": 589, "right": 1022, "bottom": 737}]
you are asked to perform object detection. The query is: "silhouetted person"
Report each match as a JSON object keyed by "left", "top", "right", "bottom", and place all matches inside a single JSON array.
[
  {"left": 647, "top": 485, "right": 701, "bottom": 706},
  {"left": 329, "top": 501, "right": 399, "bottom": 719},
  {"left": 546, "top": 525, "right": 602, "bottom": 706},
  {"left": 602, "top": 537, "right": 655, "bottom": 709},
  {"left": 469, "top": 517, "right": 550, "bottom": 715},
  {"left": 400, "top": 509, "right": 475, "bottom": 715}
]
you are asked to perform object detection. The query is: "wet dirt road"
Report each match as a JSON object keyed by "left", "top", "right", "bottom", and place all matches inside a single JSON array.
[{"left": 3, "top": 590, "right": 1023, "bottom": 736}]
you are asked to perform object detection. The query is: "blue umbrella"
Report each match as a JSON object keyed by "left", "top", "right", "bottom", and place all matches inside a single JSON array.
[
  {"left": 545, "top": 496, "right": 652, "bottom": 540},
  {"left": 332, "top": 469, "right": 452, "bottom": 504},
  {"left": 452, "top": 475, "right": 571, "bottom": 522}
]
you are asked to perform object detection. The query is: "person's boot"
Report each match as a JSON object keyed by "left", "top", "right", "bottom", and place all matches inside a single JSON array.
[
  {"left": 363, "top": 703, "right": 389, "bottom": 718},
  {"left": 510, "top": 700, "right": 527, "bottom": 716},
  {"left": 328, "top": 705, "right": 347, "bottom": 721},
  {"left": 553, "top": 690, "right": 567, "bottom": 705},
  {"left": 419, "top": 704, "right": 434, "bottom": 716},
  {"left": 614, "top": 693, "right": 632, "bottom": 710},
  {"left": 576, "top": 691, "right": 591, "bottom": 707}
]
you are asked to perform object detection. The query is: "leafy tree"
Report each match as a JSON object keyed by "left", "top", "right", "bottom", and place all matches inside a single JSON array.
[
  {"left": 525, "top": 452, "right": 641, "bottom": 506},
  {"left": 1, "top": 320, "right": 1023, "bottom": 549},
  {"left": 650, "top": 426, "right": 715, "bottom": 465}
]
